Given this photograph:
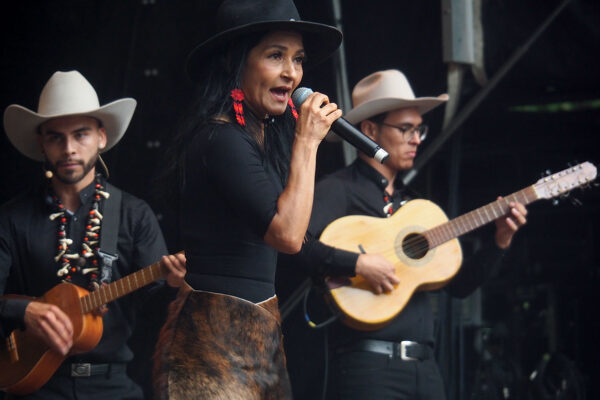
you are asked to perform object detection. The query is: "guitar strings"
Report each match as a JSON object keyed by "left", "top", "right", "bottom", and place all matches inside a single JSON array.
[
  {"left": 338, "top": 195, "right": 524, "bottom": 260},
  {"left": 397, "top": 195, "right": 521, "bottom": 256}
]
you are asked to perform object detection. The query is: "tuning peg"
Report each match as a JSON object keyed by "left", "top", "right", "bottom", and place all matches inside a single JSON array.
[{"left": 557, "top": 190, "right": 584, "bottom": 207}]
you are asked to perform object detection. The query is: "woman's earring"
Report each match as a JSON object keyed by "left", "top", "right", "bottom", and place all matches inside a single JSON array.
[
  {"left": 288, "top": 98, "right": 298, "bottom": 120},
  {"left": 231, "top": 89, "right": 246, "bottom": 126}
]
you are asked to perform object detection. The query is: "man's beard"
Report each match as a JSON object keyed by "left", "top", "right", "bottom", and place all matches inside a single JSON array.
[{"left": 49, "top": 153, "right": 99, "bottom": 184}]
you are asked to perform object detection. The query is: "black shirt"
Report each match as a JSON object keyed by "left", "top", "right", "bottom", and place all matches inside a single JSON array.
[
  {"left": 0, "top": 179, "right": 172, "bottom": 363},
  {"left": 181, "top": 122, "right": 287, "bottom": 303},
  {"left": 296, "top": 158, "right": 505, "bottom": 346}
]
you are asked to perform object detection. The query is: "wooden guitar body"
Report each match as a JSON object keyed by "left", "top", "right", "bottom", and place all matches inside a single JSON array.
[
  {"left": 0, "top": 255, "right": 170, "bottom": 395},
  {"left": 0, "top": 283, "right": 102, "bottom": 395},
  {"left": 319, "top": 162, "right": 596, "bottom": 331},
  {"left": 320, "top": 199, "right": 462, "bottom": 331}
]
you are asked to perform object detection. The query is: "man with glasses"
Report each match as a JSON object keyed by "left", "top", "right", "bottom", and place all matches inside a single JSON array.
[{"left": 291, "top": 70, "right": 528, "bottom": 399}]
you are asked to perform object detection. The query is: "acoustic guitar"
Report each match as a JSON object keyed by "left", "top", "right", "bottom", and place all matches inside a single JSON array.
[
  {"left": 319, "top": 162, "right": 597, "bottom": 331},
  {"left": 0, "top": 257, "right": 175, "bottom": 395}
]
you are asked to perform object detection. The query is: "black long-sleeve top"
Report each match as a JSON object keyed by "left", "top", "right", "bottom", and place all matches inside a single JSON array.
[
  {"left": 296, "top": 159, "right": 505, "bottom": 347},
  {"left": 0, "top": 179, "right": 174, "bottom": 363},
  {"left": 181, "top": 122, "right": 288, "bottom": 303}
]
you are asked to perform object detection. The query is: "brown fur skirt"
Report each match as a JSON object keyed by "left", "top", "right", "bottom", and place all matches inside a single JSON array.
[{"left": 153, "top": 286, "right": 292, "bottom": 399}]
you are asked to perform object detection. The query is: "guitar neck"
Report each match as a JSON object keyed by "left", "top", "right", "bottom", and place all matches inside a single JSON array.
[
  {"left": 79, "top": 260, "right": 167, "bottom": 314},
  {"left": 424, "top": 185, "right": 539, "bottom": 248}
]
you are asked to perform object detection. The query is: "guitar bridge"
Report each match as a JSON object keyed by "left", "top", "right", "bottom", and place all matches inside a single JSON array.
[{"left": 6, "top": 332, "right": 19, "bottom": 362}]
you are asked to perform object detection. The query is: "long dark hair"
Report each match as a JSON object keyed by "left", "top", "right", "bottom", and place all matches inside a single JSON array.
[{"left": 159, "top": 31, "right": 297, "bottom": 203}]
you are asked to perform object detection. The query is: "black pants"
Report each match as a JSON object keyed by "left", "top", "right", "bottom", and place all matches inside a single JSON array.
[
  {"left": 6, "top": 364, "right": 143, "bottom": 400},
  {"left": 329, "top": 351, "right": 447, "bottom": 400}
]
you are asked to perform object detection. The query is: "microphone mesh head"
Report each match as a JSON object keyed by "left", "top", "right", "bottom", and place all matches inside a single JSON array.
[{"left": 291, "top": 87, "right": 313, "bottom": 107}]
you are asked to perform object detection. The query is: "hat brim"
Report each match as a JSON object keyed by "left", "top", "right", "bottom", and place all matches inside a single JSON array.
[
  {"left": 3, "top": 98, "right": 136, "bottom": 161},
  {"left": 344, "top": 95, "right": 449, "bottom": 125},
  {"left": 186, "top": 20, "right": 342, "bottom": 82}
]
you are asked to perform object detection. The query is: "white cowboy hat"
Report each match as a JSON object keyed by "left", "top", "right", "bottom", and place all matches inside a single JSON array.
[
  {"left": 344, "top": 69, "right": 449, "bottom": 125},
  {"left": 3, "top": 70, "right": 136, "bottom": 161}
]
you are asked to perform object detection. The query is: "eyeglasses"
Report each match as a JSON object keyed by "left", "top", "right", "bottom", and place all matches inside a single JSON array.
[{"left": 378, "top": 122, "right": 428, "bottom": 142}]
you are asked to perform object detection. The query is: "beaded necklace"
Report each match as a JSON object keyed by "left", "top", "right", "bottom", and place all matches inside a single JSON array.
[
  {"left": 383, "top": 192, "right": 394, "bottom": 217},
  {"left": 49, "top": 173, "right": 110, "bottom": 290},
  {"left": 383, "top": 191, "right": 410, "bottom": 217}
]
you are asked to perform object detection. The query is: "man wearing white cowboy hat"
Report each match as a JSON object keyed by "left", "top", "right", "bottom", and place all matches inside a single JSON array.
[
  {"left": 291, "top": 69, "right": 528, "bottom": 399},
  {"left": 0, "top": 70, "right": 186, "bottom": 399}
]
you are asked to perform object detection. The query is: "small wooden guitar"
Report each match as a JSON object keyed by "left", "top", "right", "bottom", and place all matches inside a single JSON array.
[
  {"left": 0, "top": 257, "right": 173, "bottom": 395},
  {"left": 319, "top": 162, "right": 597, "bottom": 331}
]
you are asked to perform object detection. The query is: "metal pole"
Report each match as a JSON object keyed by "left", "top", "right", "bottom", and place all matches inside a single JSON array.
[
  {"left": 403, "top": 0, "right": 574, "bottom": 186},
  {"left": 331, "top": 0, "right": 357, "bottom": 166}
]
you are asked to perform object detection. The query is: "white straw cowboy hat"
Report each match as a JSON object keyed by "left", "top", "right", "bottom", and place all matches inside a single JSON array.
[
  {"left": 3, "top": 70, "right": 136, "bottom": 161},
  {"left": 344, "top": 69, "right": 449, "bottom": 125}
]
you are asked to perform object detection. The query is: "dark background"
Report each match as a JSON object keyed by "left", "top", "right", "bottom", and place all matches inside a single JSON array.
[{"left": 1, "top": 0, "right": 598, "bottom": 399}]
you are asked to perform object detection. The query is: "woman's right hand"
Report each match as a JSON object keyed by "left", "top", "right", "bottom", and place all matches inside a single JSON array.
[
  {"left": 265, "top": 92, "right": 342, "bottom": 254},
  {"left": 294, "top": 91, "right": 342, "bottom": 144}
]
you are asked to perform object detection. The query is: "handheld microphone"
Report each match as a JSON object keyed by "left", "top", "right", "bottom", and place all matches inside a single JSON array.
[{"left": 291, "top": 87, "right": 389, "bottom": 164}]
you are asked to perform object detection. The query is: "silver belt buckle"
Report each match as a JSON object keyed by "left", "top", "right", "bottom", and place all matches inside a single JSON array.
[
  {"left": 71, "top": 363, "right": 92, "bottom": 377},
  {"left": 400, "top": 340, "right": 418, "bottom": 361}
]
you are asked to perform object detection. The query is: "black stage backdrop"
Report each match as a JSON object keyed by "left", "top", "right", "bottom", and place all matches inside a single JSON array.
[{"left": 1, "top": 1, "right": 598, "bottom": 399}]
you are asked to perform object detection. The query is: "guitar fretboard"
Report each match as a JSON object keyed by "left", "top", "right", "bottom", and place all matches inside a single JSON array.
[
  {"left": 424, "top": 186, "right": 539, "bottom": 248},
  {"left": 79, "top": 260, "right": 166, "bottom": 314}
]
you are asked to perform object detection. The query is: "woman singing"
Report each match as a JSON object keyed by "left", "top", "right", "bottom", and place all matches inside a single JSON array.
[{"left": 154, "top": 0, "right": 343, "bottom": 398}]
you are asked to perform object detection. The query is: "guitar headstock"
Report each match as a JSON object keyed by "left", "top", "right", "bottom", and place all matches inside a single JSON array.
[{"left": 533, "top": 162, "right": 597, "bottom": 200}]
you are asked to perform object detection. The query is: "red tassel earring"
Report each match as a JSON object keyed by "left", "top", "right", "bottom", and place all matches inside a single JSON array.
[
  {"left": 230, "top": 89, "right": 246, "bottom": 126},
  {"left": 288, "top": 98, "right": 298, "bottom": 120}
]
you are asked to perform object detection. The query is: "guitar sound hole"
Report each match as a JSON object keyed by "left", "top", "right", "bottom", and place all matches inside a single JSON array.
[{"left": 402, "top": 233, "right": 429, "bottom": 259}]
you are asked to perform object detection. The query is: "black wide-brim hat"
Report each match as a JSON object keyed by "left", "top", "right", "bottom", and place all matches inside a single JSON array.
[{"left": 186, "top": 0, "right": 343, "bottom": 82}]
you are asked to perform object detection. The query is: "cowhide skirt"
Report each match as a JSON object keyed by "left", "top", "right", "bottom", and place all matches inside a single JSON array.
[{"left": 153, "top": 287, "right": 292, "bottom": 399}]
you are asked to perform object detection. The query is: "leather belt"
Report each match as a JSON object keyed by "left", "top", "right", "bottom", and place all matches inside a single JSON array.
[
  {"left": 56, "top": 362, "right": 125, "bottom": 377},
  {"left": 337, "top": 339, "right": 433, "bottom": 361}
]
